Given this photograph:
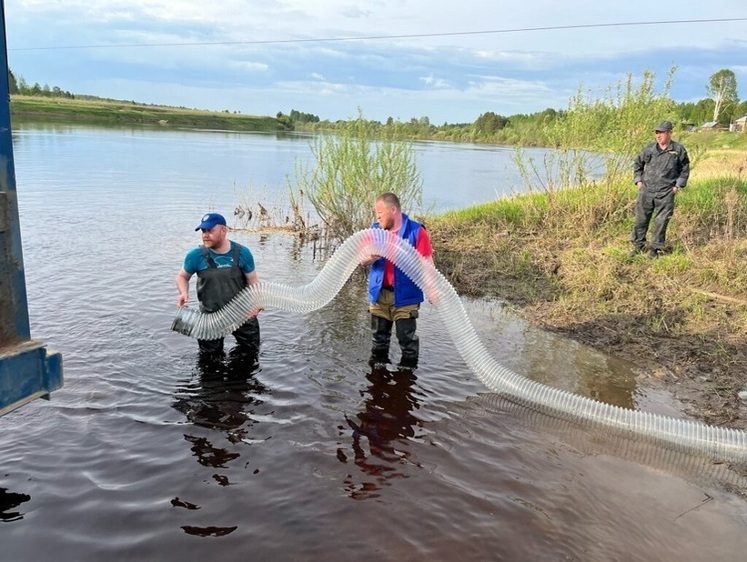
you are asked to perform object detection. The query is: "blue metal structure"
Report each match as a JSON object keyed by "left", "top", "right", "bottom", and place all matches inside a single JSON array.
[{"left": 0, "top": 0, "right": 63, "bottom": 416}]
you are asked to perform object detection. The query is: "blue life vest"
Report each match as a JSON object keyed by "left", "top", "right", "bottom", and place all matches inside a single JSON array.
[{"left": 368, "top": 212, "right": 425, "bottom": 307}]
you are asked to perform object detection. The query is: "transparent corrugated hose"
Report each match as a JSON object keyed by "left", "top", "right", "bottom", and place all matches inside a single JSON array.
[{"left": 172, "top": 228, "right": 747, "bottom": 463}]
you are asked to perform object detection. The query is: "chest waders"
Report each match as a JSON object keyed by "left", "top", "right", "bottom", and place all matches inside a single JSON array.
[
  {"left": 370, "top": 290, "right": 420, "bottom": 370},
  {"left": 196, "top": 243, "right": 260, "bottom": 355},
  {"left": 368, "top": 217, "right": 425, "bottom": 371}
]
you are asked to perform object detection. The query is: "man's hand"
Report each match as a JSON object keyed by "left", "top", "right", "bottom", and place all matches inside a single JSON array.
[
  {"left": 177, "top": 292, "right": 189, "bottom": 307},
  {"left": 360, "top": 254, "right": 381, "bottom": 266}
]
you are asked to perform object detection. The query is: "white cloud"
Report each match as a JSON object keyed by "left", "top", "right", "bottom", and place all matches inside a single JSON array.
[
  {"left": 419, "top": 74, "right": 452, "bottom": 89},
  {"left": 228, "top": 61, "right": 269, "bottom": 72}
]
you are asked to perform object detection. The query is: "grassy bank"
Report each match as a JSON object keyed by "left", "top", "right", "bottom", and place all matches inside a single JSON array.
[
  {"left": 428, "top": 136, "right": 747, "bottom": 429},
  {"left": 10, "top": 95, "right": 284, "bottom": 132}
]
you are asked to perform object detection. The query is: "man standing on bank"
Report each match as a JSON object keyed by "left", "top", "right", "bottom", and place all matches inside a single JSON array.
[
  {"left": 631, "top": 120, "right": 690, "bottom": 259},
  {"left": 361, "top": 193, "right": 434, "bottom": 370},
  {"left": 176, "top": 212, "right": 261, "bottom": 357}
]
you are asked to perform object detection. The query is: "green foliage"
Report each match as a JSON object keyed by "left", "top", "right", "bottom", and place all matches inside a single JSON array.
[
  {"left": 289, "top": 109, "right": 320, "bottom": 124},
  {"left": 547, "top": 69, "right": 675, "bottom": 179},
  {"left": 275, "top": 112, "right": 294, "bottom": 129},
  {"left": 506, "top": 68, "right": 681, "bottom": 221},
  {"left": 290, "top": 112, "right": 423, "bottom": 239},
  {"left": 677, "top": 98, "right": 715, "bottom": 126},
  {"left": 473, "top": 112, "right": 508, "bottom": 135},
  {"left": 290, "top": 66, "right": 733, "bottom": 145},
  {"left": 300, "top": 107, "right": 562, "bottom": 146}
]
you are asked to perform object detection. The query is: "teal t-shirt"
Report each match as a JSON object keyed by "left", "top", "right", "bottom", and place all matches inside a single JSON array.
[{"left": 183, "top": 243, "right": 255, "bottom": 275}]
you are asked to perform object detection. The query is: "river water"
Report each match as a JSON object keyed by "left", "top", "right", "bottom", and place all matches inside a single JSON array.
[{"left": 2, "top": 123, "right": 747, "bottom": 560}]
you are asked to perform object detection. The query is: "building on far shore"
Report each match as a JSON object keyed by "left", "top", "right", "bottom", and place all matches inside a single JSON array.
[
  {"left": 700, "top": 121, "right": 721, "bottom": 131},
  {"left": 732, "top": 116, "right": 747, "bottom": 133}
]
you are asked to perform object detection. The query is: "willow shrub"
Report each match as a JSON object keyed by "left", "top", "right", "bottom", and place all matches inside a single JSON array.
[
  {"left": 289, "top": 115, "right": 423, "bottom": 240},
  {"left": 511, "top": 69, "right": 677, "bottom": 219}
]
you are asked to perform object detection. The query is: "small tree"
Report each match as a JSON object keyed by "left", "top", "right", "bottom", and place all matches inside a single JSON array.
[
  {"left": 707, "top": 69, "right": 739, "bottom": 125},
  {"left": 290, "top": 111, "right": 423, "bottom": 240}
]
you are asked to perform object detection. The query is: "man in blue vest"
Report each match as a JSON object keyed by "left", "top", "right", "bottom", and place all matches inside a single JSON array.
[
  {"left": 176, "top": 212, "right": 261, "bottom": 357},
  {"left": 361, "top": 193, "right": 434, "bottom": 370}
]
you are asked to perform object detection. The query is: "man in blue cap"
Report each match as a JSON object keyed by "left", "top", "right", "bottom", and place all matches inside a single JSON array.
[
  {"left": 630, "top": 120, "right": 690, "bottom": 259},
  {"left": 176, "top": 212, "right": 261, "bottom": 357}
]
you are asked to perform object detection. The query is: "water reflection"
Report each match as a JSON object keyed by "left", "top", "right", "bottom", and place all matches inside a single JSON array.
[
  {"left": 173, "top": 350, "right": 267, "bottom": 473},
  {"left": 174, "top": 351, "right": 265, "bottom": 432},
  {"left": 528, "top": 338, "right": 638, "bottom": 410},
  {"left": 339, "top": 366, "right": 424, "bottom": 500},
  {"left": 475, "top": 393, "right": 747, "bottom": 492},
  {"left": 0, "top": 487, "right": 31, "bottom": 523},
  {"left": 171, "top": 351, "right": 266, "bottom": 537}
]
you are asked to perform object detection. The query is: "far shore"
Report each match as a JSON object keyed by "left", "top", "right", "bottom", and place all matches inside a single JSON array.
[{"left": 10, "top": 95, "right": 286, "bottom": 133}]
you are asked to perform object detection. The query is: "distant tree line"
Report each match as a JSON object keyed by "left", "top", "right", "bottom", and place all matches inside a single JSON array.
[
  {"left": 9, "top": 69, "right": 75, "bottom": 99},
  {"left": 288, "top": 109, "right": 320, "bottom": 124},
  {"left": 299, "top": 68, "right": 747, "bottom": 145},
  {"left": 10, "top": 66, "right": 747, "bottom": 143}
]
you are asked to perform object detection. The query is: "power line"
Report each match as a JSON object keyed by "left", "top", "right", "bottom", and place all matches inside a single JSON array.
[{"left": 11, "top": 16, "right": 747, "bottom": 51}]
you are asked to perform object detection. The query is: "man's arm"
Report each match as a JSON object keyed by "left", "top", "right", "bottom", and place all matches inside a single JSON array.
[
  {"left": 415, "top": 228, "right": 439, "bottom": 302},
  {"left": 245, "top": 271, "right": 259, "bottom": 285},
  {"left": 176, "top": 269, "right": 192, "bottom": 307},
  {"left": 676, "top": 147, "right": 691, "bottom": 189},
  {"left": 633, "top": 149, "right": 646, "bottom": 187},
  {"left": 416, "top": 227, "right": 434, "bottom": 263},
  {"left": 244, "top": 271, "right": 262, "bottom": 317}
]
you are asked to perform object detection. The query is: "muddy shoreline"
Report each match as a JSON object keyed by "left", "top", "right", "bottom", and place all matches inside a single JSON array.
[
  {"left": 521, "top": 305, "right": 747, "bottom": 428},
  {"left": 434, "top": 241, "right": 747, "bottom": 431}
]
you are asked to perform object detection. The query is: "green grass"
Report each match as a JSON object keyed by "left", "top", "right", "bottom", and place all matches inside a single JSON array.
[
  {"left": 428, "top": 148, "right": 747, "bottom": 349},
  {"left": 10, "top": 95, "right": 284, "bottom": 132}
]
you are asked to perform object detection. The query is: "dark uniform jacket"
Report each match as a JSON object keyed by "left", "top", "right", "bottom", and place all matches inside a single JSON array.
[{"left": 633, "top": 140, "right": 690, "bottom": 194}]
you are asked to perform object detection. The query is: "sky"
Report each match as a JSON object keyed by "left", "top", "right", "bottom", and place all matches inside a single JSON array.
[{"left": 5, "top": 1, "right": 747, "bottom": 124}]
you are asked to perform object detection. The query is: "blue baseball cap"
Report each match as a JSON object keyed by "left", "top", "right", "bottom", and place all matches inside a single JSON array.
[{"left": 195, "top": 212, "right": 227, "bottom": 231}]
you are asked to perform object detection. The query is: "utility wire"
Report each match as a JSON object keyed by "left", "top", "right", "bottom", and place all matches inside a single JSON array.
[{"left": 11, "top": 16, "right": 747, "bottom": 51}]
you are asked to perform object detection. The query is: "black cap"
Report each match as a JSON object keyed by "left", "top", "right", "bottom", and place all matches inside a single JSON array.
[{"left": 655, "top": 120, "right": 673, "bottom": 132}]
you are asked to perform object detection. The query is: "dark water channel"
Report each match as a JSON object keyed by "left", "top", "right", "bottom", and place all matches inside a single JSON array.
[{"left": 2, "top": 124, "right": 747, "bottom": 560}]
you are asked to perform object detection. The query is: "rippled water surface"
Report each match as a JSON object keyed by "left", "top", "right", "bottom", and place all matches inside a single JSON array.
[{"left": 2, "top": 125, "right": 747, "bottom": 561}]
